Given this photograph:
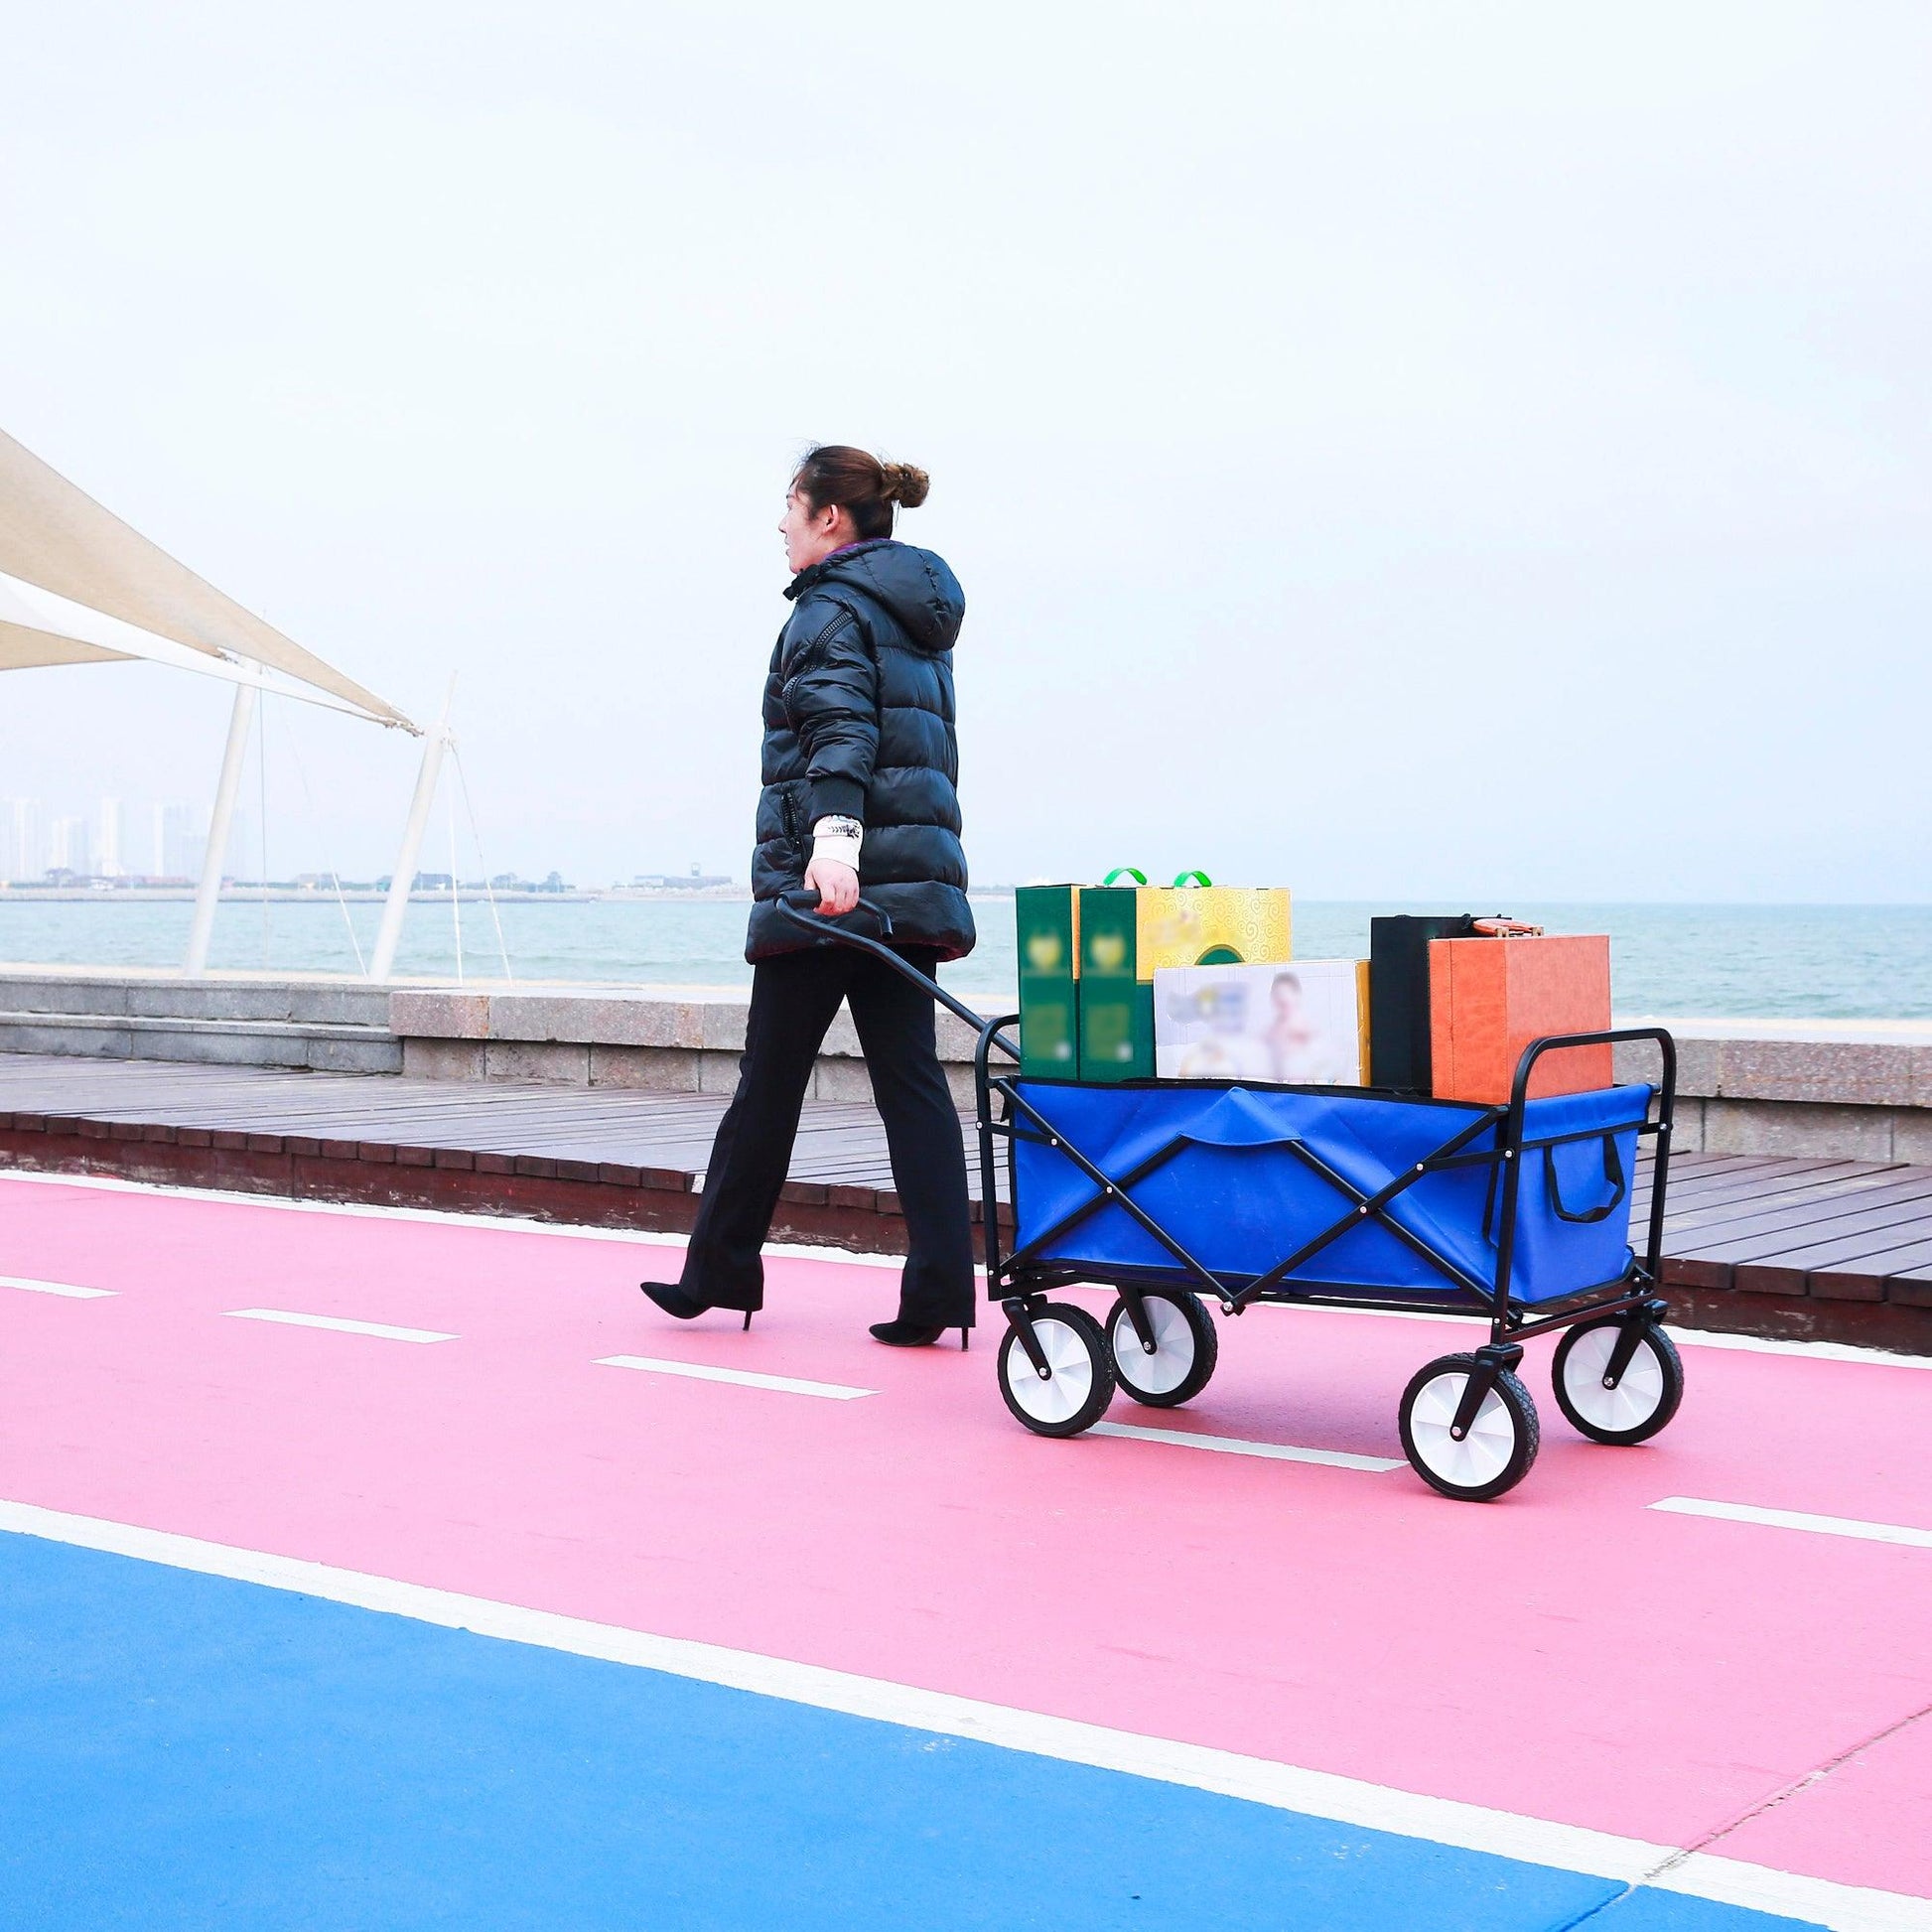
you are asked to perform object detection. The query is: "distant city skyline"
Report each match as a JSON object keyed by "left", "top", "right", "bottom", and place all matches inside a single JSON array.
[
  {"left": 0, "top": 792, "right": 732, "bottom": 893},
  {"left": 2, "top": 793, "right": 207, "bottom": 884}
]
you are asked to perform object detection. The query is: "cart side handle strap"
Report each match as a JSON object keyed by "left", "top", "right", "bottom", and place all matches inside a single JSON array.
[
  {"left": 1495, "top": 1026, "right": 1676, "bottom": 1314},
  {"left": 1544, "top": 1133, "right": 1627, "bottom": 1224}
]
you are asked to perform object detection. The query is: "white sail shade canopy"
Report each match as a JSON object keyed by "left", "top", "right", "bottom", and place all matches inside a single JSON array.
[
  {"left": 2, "top": 424, "right": 436, "bottom": 975},
  {"left": 0, "top": 428, "right": 413, "bottom": 731},
  {"left": 0, "top": 566, "right": 404, "bottom": 722}
]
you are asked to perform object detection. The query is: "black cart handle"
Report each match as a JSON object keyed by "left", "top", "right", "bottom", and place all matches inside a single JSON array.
[
  {"left": 774, "top": 890, "right": 1019, "bottom": 1062},
  {"left": 1507, "top": 1027, "right": 1676, "bottom": 1118},
  {"left": 779, "top": 886, "right": 896, "bottom": 938}
]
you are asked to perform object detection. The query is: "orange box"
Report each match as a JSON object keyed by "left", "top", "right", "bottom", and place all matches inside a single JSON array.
[{"left": 1428, "top": 934, "right": 1612, "bottom": 1103}]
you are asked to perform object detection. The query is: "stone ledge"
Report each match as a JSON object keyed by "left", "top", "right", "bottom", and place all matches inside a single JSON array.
[
  {"left": 387, "top": 983, "right": 996, "bottom": 1062},
  {"left": 0, "top": 1010, "right": 400, "bottom": 1075},
  {"left": 396, "top": 992, "right": 1926, "bottom": 1096},
  {"left": 389, "top": 993, "right": 1928, "bottom": 1145},
  {"left": 6, "top": 967, "right": 1928, "bottom": 1164},
  {"left": 0, "top": 968, "right": 392, "bottom": 1029},
  {"left": 1613, "top": 1018, "right": 1932, "bottom": 1108}
]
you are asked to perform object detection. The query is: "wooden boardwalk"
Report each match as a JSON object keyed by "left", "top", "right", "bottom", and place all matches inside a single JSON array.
[
  {"left": 0, "top": 1053, "right": 902, "bottom": 1191},
  {"left": 1, "top": 1053, "right": 1927, "bottom": 1349}
]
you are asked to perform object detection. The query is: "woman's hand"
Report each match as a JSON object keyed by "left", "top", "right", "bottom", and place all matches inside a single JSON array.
[{"left": 804, "top": 854, "right": 861, "bottom": 916}]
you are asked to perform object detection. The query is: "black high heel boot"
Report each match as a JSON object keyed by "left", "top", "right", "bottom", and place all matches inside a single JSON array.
[
  {"left": 639, "top": 1282, "right": 706, "bottom": 1320},
  {"left": 640, "top": 1283, "right": 755, "bottom": 1328},
  {"left": 869, "top": 1319, "right": 971, "bottom": 1349}
]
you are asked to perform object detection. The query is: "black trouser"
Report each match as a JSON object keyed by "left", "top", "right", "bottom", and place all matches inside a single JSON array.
[{"left": 674, "top": 944, "right": 975, "bottom": 1326}]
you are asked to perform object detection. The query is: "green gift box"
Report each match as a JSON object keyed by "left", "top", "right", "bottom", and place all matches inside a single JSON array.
[
  {"left": 1018, "top": 872, "right": 1292, "bottom": 1084},
  {"left": 1016, "top": 885, "right": 1081, "bottom": 1077},
  {"left": 1083, "top": 872, "right": 1296, "bottom": 1083},
  {"left": 1076, "top": 878, "right": 1154, "bottom": 1082},
  {"left": 1016, "top": 869, "right": 1148, "bottom": 1080}
]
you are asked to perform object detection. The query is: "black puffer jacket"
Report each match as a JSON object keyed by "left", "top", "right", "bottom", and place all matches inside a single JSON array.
[{"left": 746, "top": 539, "right": 975, "bottom": 962}]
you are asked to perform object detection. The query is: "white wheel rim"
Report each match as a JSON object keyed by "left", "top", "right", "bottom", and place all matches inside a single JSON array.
[
  {"left": 1110, "top": 1298, "right": 1195, "bottom": 1395},
  {"left": 1408, "top": 1372, "right": 1517, "bottom": 1490},
  {"left": 1005, "top": 1317, "right": 1094, "bottom": 1425},
  {"left": 1563, "top": 1326, "right": 1664, "bottom": 1433}
]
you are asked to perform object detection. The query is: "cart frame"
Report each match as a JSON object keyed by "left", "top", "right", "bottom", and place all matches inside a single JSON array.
[{"left": 777, "top": 893, "right": 1678, "bottom": 1462}]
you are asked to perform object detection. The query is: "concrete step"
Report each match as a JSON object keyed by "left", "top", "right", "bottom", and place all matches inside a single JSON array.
[
  {"left": 0, "top": 970, "right": 392, "bottom": 1030},
  {"left": 0, "top": 1010, "right": 400, "bottom": 1075}
]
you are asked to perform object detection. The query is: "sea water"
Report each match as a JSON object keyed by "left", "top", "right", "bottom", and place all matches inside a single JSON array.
[{"left": 1, "top": 897, "right": 1928, "bottom": 1020}]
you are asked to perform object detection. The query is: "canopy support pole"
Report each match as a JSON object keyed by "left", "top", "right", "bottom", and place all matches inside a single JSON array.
[
  {"left": 183, "top": 682, "right": 258, "bottom": 976},
  {"left": 369, "top": 681, "right": 455, "bottom": 982}
]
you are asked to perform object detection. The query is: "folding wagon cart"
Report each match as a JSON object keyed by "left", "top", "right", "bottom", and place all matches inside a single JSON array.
[{"left": 781, "top": 896, "right": 1682, "bottom": 1501}]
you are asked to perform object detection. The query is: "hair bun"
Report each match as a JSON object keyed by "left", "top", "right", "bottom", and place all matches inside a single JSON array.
[{"left": 880, "top": 461, "right": 929, "bottom": 509}]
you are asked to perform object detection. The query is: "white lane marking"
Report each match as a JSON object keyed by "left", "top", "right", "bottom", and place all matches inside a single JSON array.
[
  {"left": 0, "top": 1168, "right": 905, "bottom": 1269},
  {"left": 595, "top": 1354, "right": 873, "bottom": 1401},
  {"left": 1258, "top": 1297, "right": 1932, "bottom": 1371},
  {"left": 1090, "top": 1420, "right": 1402, "bottom": 1472},
  {"left": 0, "top": 1500, "right": 1922, "bottom": 1932},
  {"left": 1657, "top": 1855, "right": 1932, "bottom": 1931},
  {"left": 223, "top": 1309, "right": 457, "bottom": 1344},
  {"left": 1659, "top": 1327, "right": 1932, "bottom": 1373},
  {"left": 0, "top": 1274, "right": 115, "bottom": 1299},
  {"left": 5, "top": 1171, "right": 1932, "bottom": 1365},
  {"left": 1651, "top": 1496, "right": 1932, "bottom": 1551}
]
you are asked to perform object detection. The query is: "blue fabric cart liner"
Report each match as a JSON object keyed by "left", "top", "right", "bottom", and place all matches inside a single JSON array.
[{"left": 1011, "top": 1081, "right": 1654, "bottom": 1307}]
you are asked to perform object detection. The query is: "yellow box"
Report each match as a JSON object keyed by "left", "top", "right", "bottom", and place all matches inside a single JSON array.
[{"left": 1136, "top": 886, "right": 1292, "bottom": 979}]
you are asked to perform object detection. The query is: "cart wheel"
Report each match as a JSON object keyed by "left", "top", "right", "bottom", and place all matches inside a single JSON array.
[
  {"left": 1552, "top": 1317, "right": 1683, "bottom": 1446},
  {"left": 998, "top": 1303, "right": 1115, "bottom": 1439},
  {"left": 1399, "top": 1353, "right": 1541, "bottom": 1501},
  {"left": 1107, "top": 1289, "right": 1219, "bottom": 1407}
]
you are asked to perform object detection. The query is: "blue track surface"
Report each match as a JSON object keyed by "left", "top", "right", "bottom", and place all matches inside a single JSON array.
[{"left": 0, "top": 1534, "right": 1822, "bottom": 1931}]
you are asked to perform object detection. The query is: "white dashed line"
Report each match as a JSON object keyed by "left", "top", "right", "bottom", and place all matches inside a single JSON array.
[
  {"left": 223, "top": 1309, "right": 458, "bottom": 1344},
  {"left": 0, "top": 1168, "right": 907, "bottom": 1269},
  {"left": 9, "top": 1175, "right": 1932, "bottom": 1360},
  {"left": 1649, "top": 1496, "right": 1932, "bottom": 1550},
  {"left": 1090, "top": 1420, "right": 1403, "bottom": 1472},
  {"left": 0, "top": 1275, "right": 115, "bottom": 1299},
  {"left": 1658, "top": 1327, "right": 1932, "bottom": 1372},
  {"left": 596, "top": 1355, "right": 874, "bottom": 1400}
]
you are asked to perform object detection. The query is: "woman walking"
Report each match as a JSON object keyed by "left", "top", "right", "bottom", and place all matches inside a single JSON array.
[{"left": 640, "top": 446, "right": 977, "bottom": 1347}]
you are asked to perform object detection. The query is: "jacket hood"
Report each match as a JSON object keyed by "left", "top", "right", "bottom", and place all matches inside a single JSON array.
[{"left": 786, "top": 540, "right": 963, "bottom": 653}]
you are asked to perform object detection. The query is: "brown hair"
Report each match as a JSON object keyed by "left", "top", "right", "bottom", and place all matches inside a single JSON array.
[{"left": 791, "top": 444, "right": 929, "bottom": 541}]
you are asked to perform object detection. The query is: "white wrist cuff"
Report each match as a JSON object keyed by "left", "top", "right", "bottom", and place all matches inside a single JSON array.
[{"left": 811, "top": 816, "right": 863, "bottom": 869}]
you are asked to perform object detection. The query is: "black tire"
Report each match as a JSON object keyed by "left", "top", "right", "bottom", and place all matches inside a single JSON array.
[
  {"left": 1107, "top": 1289, "right": 1220, "bottom": 1408},
  {"left": 1552, "top": 1317, "right": 1684, "bottom": 1446},
  {"left": 998, "top": 1303, "right": 1116, "bottom": 1439},
  {"left": 1399, "top": 1352, "right": 1541, "bottom": 1502}
]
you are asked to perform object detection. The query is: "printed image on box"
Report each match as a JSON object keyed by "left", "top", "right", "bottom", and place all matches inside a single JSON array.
[{"left": 1154, "top": 960, "right": 1368, "bottom": 1086}]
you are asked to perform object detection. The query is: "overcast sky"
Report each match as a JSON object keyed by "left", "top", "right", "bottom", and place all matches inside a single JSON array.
[{"left": 2, "top": 2, "right": 1926, "bottom": 900}]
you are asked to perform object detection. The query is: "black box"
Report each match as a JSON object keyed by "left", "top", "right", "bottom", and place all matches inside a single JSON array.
[{"left": 1368, "top": 914, "right": 1476, "bottom": 1092}]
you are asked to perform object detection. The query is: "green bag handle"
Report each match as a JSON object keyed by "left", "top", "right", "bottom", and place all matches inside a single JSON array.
[
  {"left": 1100, "top": 867, "right": 1147, "bottom": 886},
  {"left": 1172, "top": 870, "right": 1213, "bottom": 888}
]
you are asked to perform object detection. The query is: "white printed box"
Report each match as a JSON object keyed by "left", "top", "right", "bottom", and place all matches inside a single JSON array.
[{"left": 1154, "top": 959, "right": 1370, "bottom": 1086}]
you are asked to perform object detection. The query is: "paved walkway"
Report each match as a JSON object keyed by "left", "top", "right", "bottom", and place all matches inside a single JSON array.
[{"left": 1, "top": 1173, "right": 1928, "bottom": 1927}]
